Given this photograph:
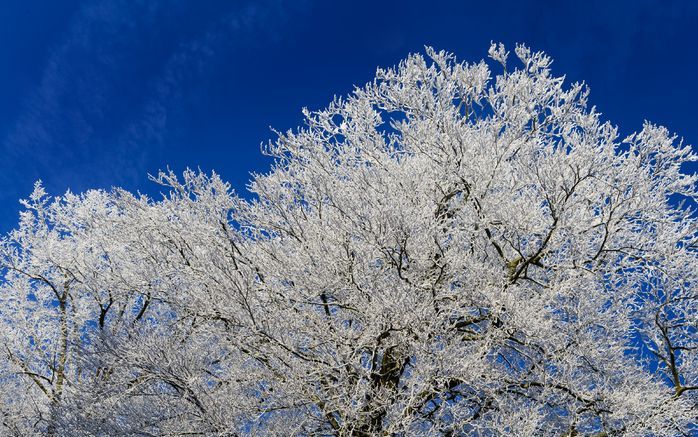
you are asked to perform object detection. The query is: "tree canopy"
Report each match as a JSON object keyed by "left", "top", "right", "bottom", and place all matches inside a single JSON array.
[{"left": 1, "top": 44, "right": 696, "bottom": 436}]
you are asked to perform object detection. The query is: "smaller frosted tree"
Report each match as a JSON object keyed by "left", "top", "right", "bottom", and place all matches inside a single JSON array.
[{"left": 0, "top": 44, "right": 696, "bottom": 436}]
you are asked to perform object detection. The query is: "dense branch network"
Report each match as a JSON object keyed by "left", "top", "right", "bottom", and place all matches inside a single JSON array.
[{"left": 0, "top": 44, "right": 696, "bottom": 436}]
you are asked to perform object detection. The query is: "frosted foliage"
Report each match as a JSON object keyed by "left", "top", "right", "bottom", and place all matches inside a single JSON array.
[{"left": 0, "top": 44, "right": 696, "bottom": 436}]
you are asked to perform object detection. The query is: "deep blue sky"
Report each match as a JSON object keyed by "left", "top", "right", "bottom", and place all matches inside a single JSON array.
[{"left": 1, "top": 0, "right": 696, "bottom": 233}]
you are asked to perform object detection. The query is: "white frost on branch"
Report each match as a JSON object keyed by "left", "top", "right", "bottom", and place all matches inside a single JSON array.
[{"left": 0, "top": 44, "right": 696, "bottom": 436}]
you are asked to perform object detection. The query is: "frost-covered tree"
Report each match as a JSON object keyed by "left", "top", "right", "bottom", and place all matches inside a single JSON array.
[{"left": 1, "top": 44, "right": 696, "bottom": 436}]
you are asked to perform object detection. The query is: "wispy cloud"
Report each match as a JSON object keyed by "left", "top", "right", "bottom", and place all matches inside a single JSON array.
[
  {"left": 3, "top": 1, "right": 164, "bottom": 193},
  {"left": 1, "top": 0, "right": 308, "bottom": 199}
]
